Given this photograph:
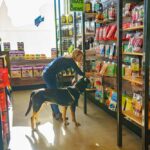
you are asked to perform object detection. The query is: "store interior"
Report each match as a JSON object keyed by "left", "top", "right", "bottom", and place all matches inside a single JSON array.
[{"left": 0, "top": 0, "right": 150, "bottom": 150}]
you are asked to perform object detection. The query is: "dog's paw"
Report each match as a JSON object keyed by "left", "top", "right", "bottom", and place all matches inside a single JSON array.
[
  {"left": 32, "top": 128, "right": 38, "bottom": 132},
  {"left": 36, "top": 121, "right": 41, "bottom": 125},
  {"left": 75, "top": 122, "right": 81, "bottom": 127}
]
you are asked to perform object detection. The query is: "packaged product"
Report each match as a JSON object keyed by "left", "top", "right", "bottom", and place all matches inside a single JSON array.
[
  {"left": 61, "top": 14, "right": 66, "bottom": 23},
  {"left": 95, "top": 89, "right": 103, "bottom": 103},
  {"left": 94, "top": 0, "right": 103, "bottom": 13},
  {"left": 103, "top": 25, "right": 111, "bottom": 40},
  {"left": 95, "top": 61, "right": 101, "bottom": 72},
  {"left": 17, "top": 42, "right": 24, "bottom": 51},
  {"left": 100, "top": 44, "right": 105, "bottom": 56},
  {"left": 108, "top": 2, "right": 116, "bottom": 21},
  {"left": 51, "top": 48, "right": 57, "bottom": 58},
  {"left": 109, "top": 43, "right": 116, "bottom": 59},
  {"left": 124, "top": 66, "right": 132, "bottom": 77},
  {"left": 9, "top": 50, "right": 25, "bottom": 61},
  {"left": 107, "top": 24, "right": 117, "bottom": 40},
  {"left": 85, "top": 0, "right": 92, "bottom": 13},
  {"left": 3, "top": 42, "right": 10, "bottom": 51},
  {"left": 109, "top": 91, "right": 117, "bottom": 111},
  {"left": 103, "top": 8, "right": 108, "bottom": 22},
  {"left": 68, "top": 14, "right": 73, "bottom": 23},
  {"left": 106, "top": 62, "right": 116, "bottom": 77},
  {"left": 95, "top": 27, "right": 100, "bottom": 41},
  {"left": 124, "top": 96, "right": 133, "bottom": 111},
  {"left": 131, "top": 58, "right": 140, "bottom": 72},
  {"left": 11, "top": 66, "right": 22, "bottom": 78},
  {"left": 99, "top": 27, "right": 103, "bottom": 40},
  {"left": 132, "top": 93, "right": 142, "bottom": 116},
  {"left": 99, "top": 61, "right": 108, "bottom": 76},
  {"left": 105, "top": 44, "right": 110, "bottom": 58},
  {"left": 94, "top": 77, "right": 102, "bottom": 90},
  {"left": 33, "top": 65, "right": 44, "bottom": 77},
  {"left": 22, "top": 66, "right": 33, "bottom": 77}
]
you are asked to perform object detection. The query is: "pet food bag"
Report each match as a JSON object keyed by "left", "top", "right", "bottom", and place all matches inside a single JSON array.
[
  {"left": 11, "top": 66, "right": 22, "bottom": 78},
  {"left": 33, "top": 65, "right": 44, "bottom": 77},
  {"left": 22, "top": 66, "right": 33, "bottom": 77}
]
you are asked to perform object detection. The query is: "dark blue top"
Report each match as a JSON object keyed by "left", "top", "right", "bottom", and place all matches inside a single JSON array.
[{"left": 43, "top": 57, "right": 84, "bottom": 77}]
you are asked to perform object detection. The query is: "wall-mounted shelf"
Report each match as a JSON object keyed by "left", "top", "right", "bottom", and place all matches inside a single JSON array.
[
  {"left": 123, "top": 52, "right": 143, "bottom": 56},
  {"left": 123, "top": 76, "right": 143, "bottom": 85},
  {"left": 123, "top": 110, "right": 150, "bottom": 130},
  {"left": 123, "top": 25, "right": 144, "bottom": 31}
]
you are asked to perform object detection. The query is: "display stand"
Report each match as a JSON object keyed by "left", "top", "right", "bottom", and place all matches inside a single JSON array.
[{"left": 0, "top": 55, "right": 11, "bottom": 150}]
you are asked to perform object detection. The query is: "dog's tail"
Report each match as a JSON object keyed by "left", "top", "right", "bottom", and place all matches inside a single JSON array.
[{"left": 25, "top": 91, "right": 35, "bottom": 116}]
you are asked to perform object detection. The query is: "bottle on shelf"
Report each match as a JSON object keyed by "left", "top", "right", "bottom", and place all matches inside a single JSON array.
[
  {"left": 85, "top": 0, "right": 92, "bottom": 13},
  {"left": 108, "top": 2, "right": 116, "bottom": 21},
  {"left": 61, "top": 14, "right": 66, "bottom": 24},
  {"left": 67, "top": 14, "right": 73, "bottom": 23}
]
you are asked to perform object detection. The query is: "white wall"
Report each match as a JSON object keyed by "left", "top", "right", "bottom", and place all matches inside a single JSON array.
[{"left": 0, "top": 0, "right": 56, "bottom": 57}]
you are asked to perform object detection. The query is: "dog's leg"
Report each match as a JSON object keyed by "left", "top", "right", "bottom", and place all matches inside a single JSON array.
[
  {"left": 31, "top": 111, "right": 38, "bottom": 130},
  {"left": 62, "top": 106, "right": 69, "bottom": 126},
  {"left": 35, "top": 112, "right": 41, "bottom": 125},
  {"left": 70, "top": 106, "right": 80, "bottom": 127}
]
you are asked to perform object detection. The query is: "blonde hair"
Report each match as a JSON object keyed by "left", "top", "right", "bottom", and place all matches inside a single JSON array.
[{"left": 72, "top": 49, "right": 83, "bottom": 60}]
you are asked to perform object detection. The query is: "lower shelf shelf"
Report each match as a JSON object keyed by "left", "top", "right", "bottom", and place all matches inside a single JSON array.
[
  {"left": 11, "top": 77, "right": 45, "bottom": 87},
  {"left": 123, "top": 110, "right": 150, "bottom": 129}
]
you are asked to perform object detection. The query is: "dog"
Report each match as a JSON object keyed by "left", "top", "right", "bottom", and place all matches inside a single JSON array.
[{"left": 25, "top": 77, "right": 90, "bottom": 130}]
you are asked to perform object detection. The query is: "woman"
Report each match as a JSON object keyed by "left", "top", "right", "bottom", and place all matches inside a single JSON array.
[{"left": 42, "top": 49, "right": 84, "bottom": 120}]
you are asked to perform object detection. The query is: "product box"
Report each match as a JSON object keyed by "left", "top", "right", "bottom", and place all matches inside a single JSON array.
[
  {"left": 17, "top": 42, "right": 24, "bottom": 51},
  {"left": 40, "top": 54, "right": 46, "bottom": 59},
  {"left": 22, "top": 66, "right": 33, "bottom": 77},
  {"left": 11, "top": 66, "right": 22, "bottom": 78},
  {"left": 33, "top": 65, "right": 44, "bottom": 77},
  {"left": 51, "top": 48, "right": 57, "bottom": 58},
  {"left": 9, "top": 50, "right": 25, "bottom": 61},
  {"left": 3, "top": 42, "right": 10, "bottom": 51}
]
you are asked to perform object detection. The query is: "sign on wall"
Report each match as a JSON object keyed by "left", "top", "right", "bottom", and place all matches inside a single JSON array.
[{"left": 70, "top": 0, "right": 84, "bottom": 11}]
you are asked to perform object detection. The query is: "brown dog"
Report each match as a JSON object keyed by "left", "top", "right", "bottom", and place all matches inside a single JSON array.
[{"left": 25, "top": 77, "right": 90, "bottom": 130}]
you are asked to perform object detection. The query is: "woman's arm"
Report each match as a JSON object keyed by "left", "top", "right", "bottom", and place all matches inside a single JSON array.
[{"left": 70, "top": 59, "right": 84, "bottom": 76}]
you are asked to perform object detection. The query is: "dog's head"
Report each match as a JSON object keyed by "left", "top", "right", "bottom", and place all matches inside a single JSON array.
[{"left": 75, "top": 77, "right": 91, "bottom": 93}]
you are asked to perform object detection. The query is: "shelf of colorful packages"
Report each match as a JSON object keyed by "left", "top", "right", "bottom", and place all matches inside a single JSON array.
[{"left": 0, "top": 68, "right": 10, "bottom": 150}]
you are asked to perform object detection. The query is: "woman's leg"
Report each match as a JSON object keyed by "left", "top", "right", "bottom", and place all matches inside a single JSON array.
[{"left": 42, "top": 75, "right": 62, "bottom": 120}]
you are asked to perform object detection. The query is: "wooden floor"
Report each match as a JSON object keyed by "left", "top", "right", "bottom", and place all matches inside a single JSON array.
[{"left": 8, "top": 90, "right": 143, "bottom": 150}]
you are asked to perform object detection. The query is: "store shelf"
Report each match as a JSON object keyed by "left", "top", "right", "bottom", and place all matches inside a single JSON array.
[
  {"left": 123, "top": 76, "right": 143, "bottom": 85},
  {"left": 11, "top": 77, "right": 45, "bottom": 87},
  {"left": 123, "top": 52, "right": 143, "bottom": 56},
  {"left": 123, "top": 110, "right": 142, "bottom": 127},
  {"left": 61, "top": 23, "right": 73, "bottom": 26},
  {"left": 62, "top": 36, "right": 74, "bottom": 39},
  {"left": 96, "top": 19, "right": 116, "bottom": 24},
  {"left": 123, "top": 25, "right": 144, "bottom": 31},
  {"left": 86, "top": 88, "right": 96, "bottom": 92},
  {"left": 123, "top": 110, "right": 150, "bottom": 129},
  {"left": 10, "top": 58, "right": 52, "bottom": 66}
]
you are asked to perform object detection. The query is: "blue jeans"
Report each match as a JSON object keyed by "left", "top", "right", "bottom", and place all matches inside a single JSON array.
[{"left": 42, "top": 74, "right": 61, "bottom": 118}]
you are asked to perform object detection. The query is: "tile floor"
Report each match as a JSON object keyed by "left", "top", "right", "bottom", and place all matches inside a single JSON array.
[{"left": 8, "top": 90, "right": 142, "bottom": 150}]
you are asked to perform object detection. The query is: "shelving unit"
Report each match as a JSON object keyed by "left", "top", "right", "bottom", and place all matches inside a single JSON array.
[
  {"left": 54, "top": 0, "right": 150, "bottom": 149},
  {"left": 117, "top": 0, "right": 150, "bottom": 149},
  {"left": 9, "top": 58, "right": 52, "bottom": 90},
  {"left": 0, "top": 54, "right": 11, "bottom": 150}
]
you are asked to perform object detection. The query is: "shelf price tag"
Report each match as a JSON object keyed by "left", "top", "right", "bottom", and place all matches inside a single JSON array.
[{"left": 70, "top": 0, "right": 84, "bottom": 11}]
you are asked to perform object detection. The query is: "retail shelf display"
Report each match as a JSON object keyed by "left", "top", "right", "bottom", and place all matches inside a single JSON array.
[
  {"left": 54, "top": 0, "right": 149, "bottom": 149},
  {"left": 0, "top": 54, "right": 11, "bottom": 150}
]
